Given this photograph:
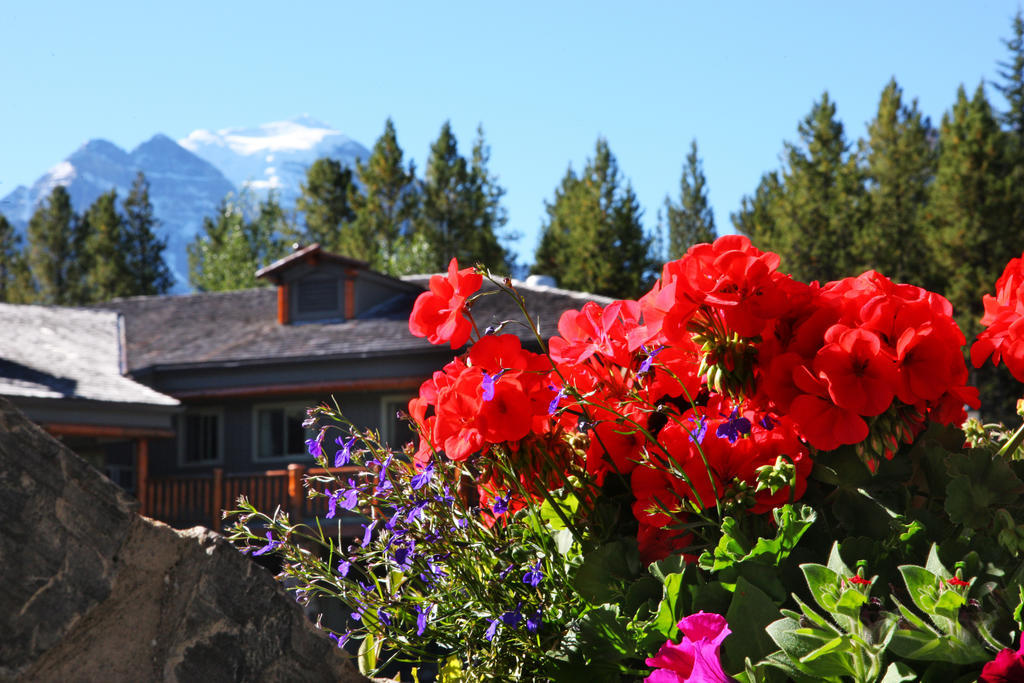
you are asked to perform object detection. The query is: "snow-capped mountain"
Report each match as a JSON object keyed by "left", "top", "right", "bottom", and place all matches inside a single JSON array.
[
  {"left": 179, "top": 116, "right": 369, "bottom": 206},
  {"left": 0, "top": 117, "right": 370, "bottom": 293},
  {"left": 0, "top": 136, "right": 234, "bottom": 292}
]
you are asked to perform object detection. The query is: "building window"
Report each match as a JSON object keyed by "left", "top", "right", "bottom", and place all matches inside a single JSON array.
[
  {"left": 380, "top": 395, "right": 416, "bottom": 449},
  {"left": 255, "top": 404, "right": 311, "bottom": 460},
  {"left": 292, "top": 274, "right": 343, "bottom": 322},
  {"left": 182, "top": 410, "right": 222, "bottom": 464}
]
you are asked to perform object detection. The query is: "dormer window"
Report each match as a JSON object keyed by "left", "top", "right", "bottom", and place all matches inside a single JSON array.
[
  {"left": 295, "top": 275, "right": 342, "bottom": 319},
  {"left": 255, "top": 243, "right": 424, "bottom": 326}
]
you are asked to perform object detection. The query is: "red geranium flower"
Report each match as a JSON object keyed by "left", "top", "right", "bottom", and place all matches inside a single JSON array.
[{"left": 409, "top": 258, "right": 482, "bottom": 348}]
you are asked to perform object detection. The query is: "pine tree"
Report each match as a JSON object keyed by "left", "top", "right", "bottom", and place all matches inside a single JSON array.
[
  {"left": 122, "top": 172, "right": 173, "bottom": 296},
  {"left": 733, "top": 93, "right": 866, "bottom": 283},
  {"left": 994, "top": 10, "right": 1024, "bottom": 277},
  {"left": 663, "top": 139, "right": 717, "bottom": 259},
  {"left": 533, "top": 138, "right": 655, "bottom": 297},
  {"left": 26, "top": 186, "right": 80, "bottom": 305},
  {"left": 188, "top": 191, "right": 289, "bottom": 292},
  {"left": 347, "top": 118, "right": 421, "bottom": 273},
  {"left": 82, "top": 190, "right": 132, "bottom": 302},
  {"left": 858, "top": 78, "right": 937, "bottom": 285},
  {"left": 926, "top": 84, "right": 1018, "bottom": 340},
  {"left": 731, "top": 171, "right": 782, "bottom": 250},
  {"left": 996, "top": 9, "right": 1024, "bottom": 136},
  {"left": 467, "top": 126, "right": 515, "bottom": 273},
  {"left": 420, "top": 122, "right": 511, "bottom": 273},
  {"left": 0, "top": 214, "right": 31, "bottom": 303},
  {"left": 295, "top": 158, "right": 356, "bottom": 251}
]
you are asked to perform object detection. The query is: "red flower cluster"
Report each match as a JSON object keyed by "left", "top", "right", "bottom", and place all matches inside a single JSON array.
[
  {"left": 409, "top": 258, "right": 482, "bottom": 348},
  {"left": 973, "top": 252, "right": 1024, "bottom": 382},
  {"left": 406, "top": 244, "right": 978, "bottom": 565}
]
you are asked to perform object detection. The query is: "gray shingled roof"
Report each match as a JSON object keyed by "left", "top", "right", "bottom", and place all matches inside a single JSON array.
[
  {"left": 0, "top": 304, "right": 179, "bottom": 406},
  {"left": 99, "top": 276, "right": 613, "bottom": 374}
]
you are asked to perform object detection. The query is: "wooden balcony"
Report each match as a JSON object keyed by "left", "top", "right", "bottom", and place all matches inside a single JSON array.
[{"left": 137, "top": 451, "right": 362, "bottom": 531}]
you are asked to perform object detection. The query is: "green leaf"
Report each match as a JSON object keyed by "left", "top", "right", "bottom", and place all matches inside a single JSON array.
[
  {"left": 540, "top": 493, "right": 580, "bottom": 529},
  {"left": 723, "top": 576, "right": 783, "bottom": 674},
  {"left": 899, "top": 565, "right": 941, "bottom": 614},
  {"left": 801, "top": 563, "right": 842, "bottom": 612},
  {"left": 880, "top": 661, "right": 918, "bottom": 683},
  {"left": 552, "top": 527, "right": 575, "bottom": 555},
  {"left": 623, "top": 575, "right": 662, "bottom": 619},
  {"left": 653, "top": 571, "right": 686, "bottom": 638},
  {"left": 945, "top": 450, "right": 1024, "bottom": 528},
  {"left": 575, "top": 605, "right": 630, "bottom": 663},
  {"left": 574, "top": 541, "right": 634, "bottom": 604},
  {"left": 357, "top": 633, "right": 379, "bottom": 675}
]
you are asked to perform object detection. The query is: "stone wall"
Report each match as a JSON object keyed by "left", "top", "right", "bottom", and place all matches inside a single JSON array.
[{"left": 0, "top": 397, "right": 368, "bottom": 682}]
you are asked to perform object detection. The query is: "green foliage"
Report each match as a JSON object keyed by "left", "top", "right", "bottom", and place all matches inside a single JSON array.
[
  {"left": 533, "top": 138, "right": 656, "bottom": 298},
  {"left": 996, "top": 10, "right": 1024, "bottom": 137},
  {"left": 347, "top": 118, "right": 425, "bottom": 274},
  {"left": 25, "top": 185, "right": 84, "bottom": 305},
  {"left": 734, "top": 92, "right": 867, "bottom": 284},
  {"left": 0, "top": 213, "right": 31, "bottom": 303},
  {"left": 419, "top": 123, "right": 512, "bottom": 274},
  {"left": 925, "top": 84, "right": 1019, "bottom": 343},
  {"left": 187, "top": 190, "right": 290, "bottom": 292},
  {"left": 122, "top": 172, "right": 173, "bottom": 296},
  {"left": 858, "top": 79, "right": 938, "bottom": 286},
  {"left": 294, "top": 157, "right": 357, "bottom": 252},
  {"left": 662, "top": 138, "right": 717, "bottom": 260},
  {"left": 82, "top": 190, "right": 132, "bottom": 302}
]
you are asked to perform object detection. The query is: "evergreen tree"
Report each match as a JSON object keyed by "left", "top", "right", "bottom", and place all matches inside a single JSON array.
[
  {"left": 663, "top": 139, "right": 717, "bottom": 259},
  {"left": 0, "top": 214, "right": 31, "bottom": 303},
  {"left": 420, "top": 122, "right": 511, "bottom": 273},
  {"left": 348, "top": 118, "right": 422, "bottom": 273},
  {"left": 188, "top": 191, "right": 289, "bottom": 292},
  {"left": 122, "top": 172, "right": 173, "bottom": 295},
  {"left": 26, "top": 186, "right": 79, "bottom": 305},
  {"left": 733, "top": 93, "right": 866, "bottom": 283},
  {"left": 533, "top": 138, "right": 655, "bottom": 298},
  {"left": 996, "top": 9, "right": 1024, "bottom": 136},
  {"left": 467, "top": 126, "right": 515, "bottom": 273},
  {"left": 994, "top": 10, "right": 1024, "bottom": 273},
  {"left": 83, "top": 189, "right": 132, "bottom": 302},
  {"left": 295, "top": 158, "right": 356, "bottom": 251},
  {"left": 926, "top": 84, "right": 1018, "bottom": 340},
  {"left": 858, "top": 78, "right": 937, "bottom": 285}
]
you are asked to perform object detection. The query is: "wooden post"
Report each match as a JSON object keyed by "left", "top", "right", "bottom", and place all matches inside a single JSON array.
[
  {"left": 136, "top": 438, "right": 149, "bottom": 516},
  {"left": 211, "top": 468, "right": 224, "bottom": 530},
  {"left": 287, "top": 464, "right": 305, "bottom": 519}
]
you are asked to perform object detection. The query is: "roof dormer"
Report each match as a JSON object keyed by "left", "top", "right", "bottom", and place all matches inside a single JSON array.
[{"left": 255, "top": 244, "right": 423, "bottom": 325}]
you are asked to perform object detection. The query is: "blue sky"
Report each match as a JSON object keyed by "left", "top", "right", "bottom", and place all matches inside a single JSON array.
[{"left": 1, "top": 1, "right": 1019, "bottom": 266}]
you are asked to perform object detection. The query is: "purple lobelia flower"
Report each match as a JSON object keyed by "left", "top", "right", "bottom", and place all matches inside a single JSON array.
[
  {"left": 328, "top": 631, "right": 350, "bottom": 648},
  {"left": 337, "top": 558, "right": 351, "bottom": 577},
  {"left": 360, "top": 520, "right": 377, "bottom": 547},
  {"left": 306, "top": 432, "right": 324, "bottom": 458},
  {"left": 689, "top": 416, "right": 708, "bottom": 445},
  {"left": 638, "top": 345, "right": 665, "bottom": 375},
  {"left": 715, "top": 409, "right": 751, "bottom": 444},
  {"left": 484, "top": 618, "right": 500, "bottom": 641},
  {"left": 526, "top": 608, "right": 543, "bottom": 634},
  {"left": 415, "top": 604, "right": 432, "bottom": 636},
  {"left": 481, "top": 370, "right": 497, "bottom": 401},
  {"left": 409, "top": 462, "right": 434, "bottom": 490},
  {"left": 492, "top": 494, "right": 510, "bottom": 516},
  {"left": 547, "top": 385, "right": 567, "bottom": 415},
  {"left": 251, "top": 530, "right": 280, "bottom": 556},
  {"left": 334, "top": 435, "right": 356, "bottom": 467},
  {"left": 522, "top": 559, "right": 544, "bottom": 587},
  {"left": 501, "top": 601, "right": 523, "bottom": 628},
  {"left": 377, "top": 608, "right": 392, "bottom": 627}
]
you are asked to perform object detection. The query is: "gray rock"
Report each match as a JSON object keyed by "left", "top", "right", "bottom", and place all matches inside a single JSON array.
[{"left": 0, "top": 397, "right": 367, "bottom": 682}]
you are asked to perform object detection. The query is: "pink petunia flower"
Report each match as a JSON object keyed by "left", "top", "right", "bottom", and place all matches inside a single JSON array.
[{"left": 645, "top": 611, "right": 735, "bottom": 683}]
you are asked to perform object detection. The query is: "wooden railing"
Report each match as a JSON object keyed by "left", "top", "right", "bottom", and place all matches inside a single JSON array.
[{"left": 139, "top": 462, "right": 362, "bottom": 531}]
